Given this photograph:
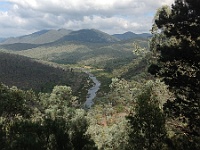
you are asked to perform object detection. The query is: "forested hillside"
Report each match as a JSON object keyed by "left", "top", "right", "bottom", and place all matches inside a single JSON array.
[
  {"left": 0, "top": 52, "right": 88, "bottom": 94},
  {"left": 1, "top": 39, "right": 148, "bottom": 72},
  {"left": 0, "top": 43, "right": 41, "bottom": 51},
  {"left": 0, "top": 29, "right": 150, "bottom": 73}
]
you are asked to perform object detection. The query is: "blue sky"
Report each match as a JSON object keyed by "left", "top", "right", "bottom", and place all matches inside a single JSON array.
[
  {"left": 0, "top": 2, "right": 10, "bottom": 12},
  {"left": 0, "top": 0, "right": 174, "bottom": 37}
]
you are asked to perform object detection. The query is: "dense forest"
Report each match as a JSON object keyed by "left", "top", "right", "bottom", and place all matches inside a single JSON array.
[
  {"left": 0, "top": 52, "right": 89, "bottom": 93},
  {"left": 0, "top": 0, "right": 200, "bottom": 149}
]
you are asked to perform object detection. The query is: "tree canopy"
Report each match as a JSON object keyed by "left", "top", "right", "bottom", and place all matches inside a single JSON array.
[{"left": 149, "top": 0, "right": 200, "bottom": 140}]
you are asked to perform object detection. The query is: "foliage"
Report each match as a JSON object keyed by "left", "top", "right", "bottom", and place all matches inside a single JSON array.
[
  {"left": 148, "top": 0, "right": 200, "bottom": 148},
  {"left": 0, "top": 84, "right": 36, "bottom": 118},
  {"left": 86, "top": 78, "right": 139, "bottom": 150},
  {"left": 112, "top": 40, "right": 152, "bottom": 82},
  {"left": 87, "top": 106, "right": 130, "bottom": 150},
  {"left": 0, "top": 84, "right": 97, "bottom": 150},
  {"left": 86, "top": 77, "right": 174, "bottom": 150},
  {"left": 127, "top": 81, "right": 167, "bottom": 150}
]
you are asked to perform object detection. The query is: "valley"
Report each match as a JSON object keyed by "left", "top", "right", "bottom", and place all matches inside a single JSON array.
[
  {"left": 1, "top": 1, "right": 200, "bottom": 149},
  {"left": 0, "top": 28, "right": 155, "bottom": 147},
  {"left": 1, "top": 15, "right": 198, "bottom": 149},
  {"left": 0, "top": 29, "right": 150, "bottom": 96}
]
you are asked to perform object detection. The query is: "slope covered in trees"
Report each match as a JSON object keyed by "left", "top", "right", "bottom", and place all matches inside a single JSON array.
[
  {"left": 0, "top": 29, "right": 149, "bottom": 73},
  {"left": 4, "top": 39, "right": 148, "bottom": 72},
  {"left": 0, "top": 52, "right": 88, "bottom": 95}
]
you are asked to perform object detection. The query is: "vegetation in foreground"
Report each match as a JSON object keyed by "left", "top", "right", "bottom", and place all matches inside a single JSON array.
[{"left": 0, "top": 84, "right": 97, "bottom": 150}]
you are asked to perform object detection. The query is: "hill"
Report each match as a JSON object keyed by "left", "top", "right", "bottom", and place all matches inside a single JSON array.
[
  {"left": 0, "top": 29, "right": 150, "bottom": 72},
  {"left": 12, "top": 39, "right": 149, "bottom": 71},
  {"left": 0, "top": 29, "right": 72, "bottom": 45},
  {"left": 0, "top": 43, "right": 41, "bottom": 51},
  {"left": 0, "top": 29, "right": 119, "bottom": 45},
  {"left": 0, "top": 52, "right": 88, "bottom": 94},
  {"left": 0, "top": 29, "right": 120, "bottom": 51},
  {"left": 112, "top": 32, "right": 151, "bottom": 40},
  {"left": 56, "top": 29, "right": 120, "bottom": 43},
  {"left": 0, "top": 29, "right": 151, "bottom": 46}
]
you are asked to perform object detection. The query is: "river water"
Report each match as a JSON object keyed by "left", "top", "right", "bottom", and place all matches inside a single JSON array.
[{"left": 84, "top": 72, "right": 101, "bottom": 109}]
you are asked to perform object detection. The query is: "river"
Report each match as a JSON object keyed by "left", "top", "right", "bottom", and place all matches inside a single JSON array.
[{"left": 83, "top": 72, "right": 101, "bottom": 109}]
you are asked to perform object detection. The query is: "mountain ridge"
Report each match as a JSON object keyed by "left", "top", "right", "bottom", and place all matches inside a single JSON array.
[
  {"left": 0, "top": 29, "right": 151, "bottom": 46},
  {"left": 54, "top": 29, "right": 120, "bottom": 44},
  {"left": 0, "top": 29, "right": 72, "bottom": 45},
  {"left": 113, "top": 31, "right": 151, "bottom": 40}
]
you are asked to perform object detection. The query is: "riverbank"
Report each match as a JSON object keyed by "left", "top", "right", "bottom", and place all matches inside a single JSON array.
[{"left": 83, "top": 72, "right": 101, "bottom": 109}]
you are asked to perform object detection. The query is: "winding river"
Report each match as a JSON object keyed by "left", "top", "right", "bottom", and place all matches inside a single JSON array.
[{"left": 84, "top": 72, "right": 101, "bottom": 109}]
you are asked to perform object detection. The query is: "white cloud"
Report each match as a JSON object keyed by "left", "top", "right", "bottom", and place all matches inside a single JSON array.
[{"left": 0, "top": 0, "right": 174, "bottom": 37}]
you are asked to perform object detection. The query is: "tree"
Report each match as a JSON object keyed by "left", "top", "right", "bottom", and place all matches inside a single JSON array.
[
  {"left": 69, "top": 109, "right": 97, "bottom": 150},
  {"left": 43, "top": 86, "right": 96, "bottom": 150},
  {"left": 127, "top": 81, "right": 167, "bottom": 150},
  {"left": 45, "top": 85, "right": 78, "bottom": 119},
  {"left": 0, "top": 84, "right": 97, "bottom": 150},
  {"left": 0, "top": 84, "right": 35, "bottom": 118},
  {"left": 148, "top": 0, "right": 200, "bottom": 142}
]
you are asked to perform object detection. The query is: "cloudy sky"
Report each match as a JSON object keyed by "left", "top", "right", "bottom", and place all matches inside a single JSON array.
[{"left": 0, "top": 0, "right": 174, "bottom": 37}]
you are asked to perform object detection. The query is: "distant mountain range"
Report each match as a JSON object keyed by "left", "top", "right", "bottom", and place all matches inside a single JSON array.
[
  {"left": 0, "top": 29, "right": 72, "bottom": 45},
  {"left": 0, "top": 29, "right": 151, "bottom": 45},
  {"left": 0, "top": 38, "right": 5, "bottom": 43},
  {"left": 56, "top": 29, "right": 120, "bottom": 43},
  {"left": 112, "top": 32, "right": 151, "bottom": 40}
]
